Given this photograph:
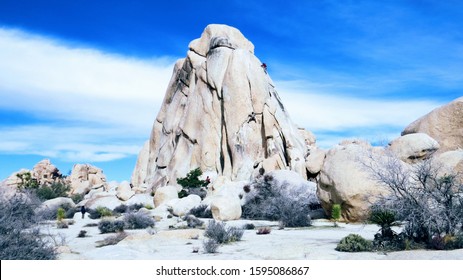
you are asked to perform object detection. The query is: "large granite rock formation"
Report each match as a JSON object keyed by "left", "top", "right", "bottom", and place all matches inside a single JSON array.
[
  {"left": 133, "top": 24, "right": 313, "bottom": 191},
  {"left": 402, "top": 97, "right": 463, "bottom": 152}
]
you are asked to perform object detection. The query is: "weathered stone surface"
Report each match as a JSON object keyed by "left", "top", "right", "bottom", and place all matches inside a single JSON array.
[
  {"left": 388, "top": 133, "right": 439, "bottom": 163},
  {"left": 432, "top": 150, "right": 463, "bottom": 176},
  {"left": 132, "top": 24, "right": 313, "bottom": 191},
  {"left": 32, "top": 159, "right": 62, "bottom": 185},
  {"left": 131, "top": 140, "right": 150, "bottom": 189},
  {"left": 116, "top": 181, "right": 135, "bottom": 201},
  {"left": 166, "top": 195, "right": 201, "bottom": 217},
  {"left": 305, "top": 148, "right": 326, "bottom": 175},
  {"left": 403, "top": 97, "right": 463, "bottom": 152},
  {"left": 154, "top": 185, "right": 178, "bottom": 207},
  {"left": 84, "top": 195, "right": 122, "bottom": 210},
  {"left": 126, "top": 194, "right": 155, "bottom": 209},
  {"left": 318, "top": 141, "right": 389, "bottom": 222},
  {"left": 40, "top": 197, "right": 76, "bottom": 210},
  {"left": 210, "top": 195, "right": 242, "bottom": 221},
  {"left": 69, "top": 163, "right": 107, "bottom": 195}
]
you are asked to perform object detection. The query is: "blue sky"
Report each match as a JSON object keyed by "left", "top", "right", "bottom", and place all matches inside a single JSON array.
[{"left": 0, "top": 0, "right": 462, "bottom": 182}]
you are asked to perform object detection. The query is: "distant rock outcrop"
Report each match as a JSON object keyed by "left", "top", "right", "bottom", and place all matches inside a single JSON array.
[
  {"left": 402, "top": 97, "right": 463, "bottom": 152},
  {"left": 132, "top": 24, "right": 314, "bottom": 191},
  {"left": 69, "top": 163, "right": 107, "bottom": 195}
]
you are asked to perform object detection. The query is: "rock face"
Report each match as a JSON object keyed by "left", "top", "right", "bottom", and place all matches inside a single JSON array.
[
  {"left": 69, "top": 163, "right": 107, "bottom": 195},
  {"left": 317, "top": 141, "right": 389, "bottom": 222},
  {"left": 132, "top": 24, "right": 312, "bottom": 191},
  {"left": 402, "top": 97, "right": 463, "bottom": 152},
  {"left": 32, "top": 159, "right": 62, "bottom": 185},
  {"left": 388, "top": 133, "right": 439, "bottom": 163}
]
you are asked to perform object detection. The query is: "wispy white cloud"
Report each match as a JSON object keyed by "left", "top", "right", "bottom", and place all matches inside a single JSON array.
[
  {"left": 276, "top": 80, "right": 443, "bottom": 148},
  {"left": 0, "top": 27, "right": 446, "bottom": 162},
  {"left": 0, "top": 27, "right": 176, "bottom": 162}
]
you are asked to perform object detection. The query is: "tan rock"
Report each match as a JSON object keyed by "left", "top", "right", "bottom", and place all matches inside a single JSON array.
[
  {"left": 166, "top": 195, "right": 201, "bottom": 217},
  {"left": 305, "top": 148, "right": 326, "bottom": 175},
  {"left": 388, "top": 133, "right": 439, "bottom": 163},
  {"left": 154, "top": 185, "right": 178, "bottom": 207},
  {"left": 210, "top": 195, "right": 242, "bottom": 221},
  {"left": 131, "top": 140, "right": 150, "bottom": 189},
  {"left": 318, "top": 141, "right": 389, "bottom": 222},
  {"left": 132, "top": 24, "right": 312, "bottom": 191},
  {"left": 403, "top": 97, "right": 463, "bottom": 152},
  {"left": 69, "top": 163, "right": 107, "bottom": 195},
  {"left": 116, "top": 181, "right": 135, "bottom": 201},
  {"left": 32, "top": 159, "right": 61, "bottom": 185}
]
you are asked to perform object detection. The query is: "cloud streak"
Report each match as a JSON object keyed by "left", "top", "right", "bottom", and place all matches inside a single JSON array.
[{"left": 0, "top": 27, "right": 446, "bottom": 162}]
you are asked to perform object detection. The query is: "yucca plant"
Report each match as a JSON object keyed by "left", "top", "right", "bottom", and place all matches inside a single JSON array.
[{"left": 369, "top": 209, "right": 400, "bottom": 239}]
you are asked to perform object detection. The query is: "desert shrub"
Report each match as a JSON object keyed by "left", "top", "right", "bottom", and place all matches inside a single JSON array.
[
  {"left": 188, "top": 204, "right": 213, "bottom": 218},
  {"left": 123, "top": 212, "right": 155, "bottom": 229},
  {"left": 0, "top": 191, "right": 56, "bottom": 260},
  {"left": 442, "top": 234, "right": 463, "bottom": 250},
  {"left": 36, "top": 182, "right": 70, "bottom": 201},
  {"left": 336, "top": 234, "right": 373, "bottom": 252},
  {"left": 16, "top": 172, "right": 39, "bottom": 190},
  {"left": 98, "top": 219, "right": 125, "bottom": 234},
  {"left": 89, "top": 206, "right": 113, "bottom": 219},
  {"left": 241, "top": 173, "right": 317, "bottom": 227},
  {"left": 96, "top": 232, "right": 128, "bottom": 248},
  {"left": 177, "top": 168, "right": 209, "bottom": 198},
  {"left": 369, "top": 208, "right": 399, "bottom": 240},
  {"left": 331, "top": 204, "right": 341, "bottom": 226},
  {"left": 71, "top": 193, "right": 84, "bottom": 204},
  {"left": 243, "top": 223, "right": 255, "bottom": 230},
  {"left": 364, "top": 155, "right": 463, "bottom": 246},
  {"left": 183, "top": 215, "right": 204, "bottom": 228},
  {"left": 77, "top": 230, "right": 87, "bottom": 238},
  {"left": 128, "top": 203, "right": 144, "bottom": 212},
  {"left": 56, "top": 207, "right": 66, "bottom": 221},
  {"left": 113, "top": 204, "right": 128, "bottom": 214},
  {"left": 256, "top": 227, "right": 271, "bottom": 235},
  {"left": 203, "top": 239, "right": 219, "bottom": 254},
  {"left": 204, "top": 220, "right": 243, "bottom": 244},
  {"left": 144, "top": 204, "right": 154, "bottom": 210}
]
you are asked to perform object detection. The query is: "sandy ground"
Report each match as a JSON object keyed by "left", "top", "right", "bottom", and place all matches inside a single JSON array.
[{"left": 49, "top": 214, "right": 463, "bottom": 260}]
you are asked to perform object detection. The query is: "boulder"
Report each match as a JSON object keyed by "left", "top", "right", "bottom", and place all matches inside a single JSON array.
[
  {"left": 432, "top": 150, "right": 463, "bottom": 176},
  {"left": 403, "top": 97, "right": 463, "bottom": 152},
  {"left": 154, "top": 185, "right": 178, "bottom": 207},
  {"left": 84, "top": 195, "right": 122, "bottom": 210},
  {"left": 210, "top": 195, "right": 242, "bottom": 221},
  {"left": 41, "top": 197, "right": 76, "bottom": 210},
  {"left": 131, "top": 24, "right": 313, "bottom": 191},
  {"left": 166, "top": 195, "right": 202, "bottom": 217},
  {"left": 32, "top": 159, "right": 62, "bottom": 185},
  {"left": 317, "top": 140, "right": 389, "bottom": 222},
  {"left": 116, "top": 181, "right": 135, "bottom": 201},
  {"left": 388, "top": 133, "right": 439, "bottom": 163},
  {"left": 69, "top": 163, "right": 107, "bottom": 195},
  {"left": 126, "top": 194, "right": 155, "bottom": 209},
  {"left": 305, "top": 148, "right": 326, "bottom": 175}
]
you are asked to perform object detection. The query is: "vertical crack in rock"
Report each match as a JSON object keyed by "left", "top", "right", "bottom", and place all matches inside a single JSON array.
[{"left": 131, "top": 24, "right": 315, "bottom": 190}]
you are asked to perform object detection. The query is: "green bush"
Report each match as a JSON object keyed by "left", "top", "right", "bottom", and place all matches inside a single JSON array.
[
  {"left": 56, "top": 208, "right": 66, "bottom": 221},
  {"left": 331, "top": 204, "right": 341, "bottom": 226},
  {"left": 71, "top": 193, "right": 84, "bottom": 204},
  {"left": 177, "top": 168, "right": 209, "bottom": 198},
  {"left": 36, "top": 182, "right": 70, "bottom": 201},
  {"left": 336, "top": 234, "right": 373, "bottom": 252}
]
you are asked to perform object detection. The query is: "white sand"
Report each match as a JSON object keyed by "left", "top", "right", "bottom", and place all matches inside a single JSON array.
[{"left": 47, "top": 214, "right": 463, "bottom": 260}]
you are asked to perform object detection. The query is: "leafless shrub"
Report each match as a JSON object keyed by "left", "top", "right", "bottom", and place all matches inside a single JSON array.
[
  {"left": 0, "top": 191, "right": 57, "bottom": 259},
  {"left": 363, "top": 151, "right": 463, "bottom": 245}
]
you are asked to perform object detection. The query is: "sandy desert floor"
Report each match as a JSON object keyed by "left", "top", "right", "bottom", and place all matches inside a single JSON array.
[{"left": 44, "top": 213, "right": 463, "bottom": 260}]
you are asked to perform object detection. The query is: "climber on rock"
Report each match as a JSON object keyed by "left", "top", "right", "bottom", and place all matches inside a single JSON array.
[{"left": 261, "top": 63, "right": 267, "bottom": 73}]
